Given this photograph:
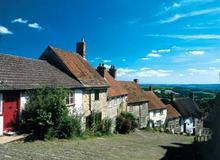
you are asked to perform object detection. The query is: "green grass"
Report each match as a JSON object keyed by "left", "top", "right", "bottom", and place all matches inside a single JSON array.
[{"left": 0, "top": 131, "right": 194, "bottom": 160}]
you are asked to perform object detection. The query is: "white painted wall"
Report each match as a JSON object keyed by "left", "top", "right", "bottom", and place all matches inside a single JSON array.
[
  {"left": 20, "top": 92, "right": 28, "bottom": 113},
  {"left": 0, "top": 93, "right": 3, "bottom": 136},
  {"left": 149, "top": 109, "right": 167, "bottom": 127},
  {"left": 74, "top": 89, "right": 83, "bottom": 114},
  {"left": 180, "top": 117, "right": 194, "bottom": 134}
]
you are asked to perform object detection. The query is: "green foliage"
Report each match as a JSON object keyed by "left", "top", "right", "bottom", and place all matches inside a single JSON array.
[
  {"left": 116, "top": 112, "right": 138, "bottom": 134},
  {"left": 87, "top": 112, "right": 112, "bottom": 136},
  {"left": 19, "top": 87, "right": 82, "bottom": 140}
]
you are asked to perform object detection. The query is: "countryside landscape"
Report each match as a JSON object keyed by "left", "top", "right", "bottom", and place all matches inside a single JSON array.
[{"left": 0, "top": 0, "right": 220, "bottom": 160}]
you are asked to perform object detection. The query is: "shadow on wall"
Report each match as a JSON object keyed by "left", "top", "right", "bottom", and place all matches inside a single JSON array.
[{"left": 160, "top": 142, "right": 197, "bottom": 160}]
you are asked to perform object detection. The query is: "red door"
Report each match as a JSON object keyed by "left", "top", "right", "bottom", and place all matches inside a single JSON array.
[{"left": 3, "top": 92, "right": 19, "bottom": 132}]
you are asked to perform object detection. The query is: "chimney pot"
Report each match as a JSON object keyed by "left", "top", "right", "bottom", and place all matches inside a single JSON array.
[
  {"left": 109, "top": 65, "right": 117, "bottom": 79},
  {"left": 76, "top": 38, "right": 86, "bottom": 59},
  {"left": 97, "top": 64, "right": 106, "bottom": 77},
  {"left": 170, "top": 92, "right": 176, "bottom": 102},
  {"left": 133, "top": 79, "right": 139, "bottom": 84}
]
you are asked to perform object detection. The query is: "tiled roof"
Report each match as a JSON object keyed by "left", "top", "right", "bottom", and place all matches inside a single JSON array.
[
  {"left": 119, "top": 81, "right": 148, "bottom": 104},
  {"left": 104, "top": 70, "right": 127, "bottom": 98},
  {"left": 47, "top": 47, "right": 109, "bottom": 88},
  {"left": 0, "top": 53, "right": 83, "bottom": 90},
  {"left": 145, "top": 91, "right": 166, "bottom": 110},
  {"left": 172, "top": 98, "right": 202, "bottom": 118},
  {"left": 166, "top": 104, "right": 181, "bottom": 119}
]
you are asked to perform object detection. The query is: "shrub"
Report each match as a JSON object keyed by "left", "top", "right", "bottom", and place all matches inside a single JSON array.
[
  {"left": 100, "top": 118, "right": 112, "bottom": 135},
  {"left": 116, "top": 112, "right": 138, "bottom": 134},
  {"left": 19, "top": 87, "right": 82, "bottom": 140},
  {"left": 86, "top": 112, "right": 112, "bottom": 136}
]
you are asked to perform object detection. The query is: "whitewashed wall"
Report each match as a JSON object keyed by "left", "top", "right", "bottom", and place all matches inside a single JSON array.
[
  {"left": 20, "top": 92, "right": 28, "bottom": 113},
  {"left": 180, "top": 117, "right": 194, "bottom": 134},
  {"left": 149, "top": 109, "right": 167, "bottom": 127},
  {"left": 73, "top": 89, "right": 83, "bottom": 114},
  {"left": 0, "top": 93, "right": 3, "bottom": 136}
]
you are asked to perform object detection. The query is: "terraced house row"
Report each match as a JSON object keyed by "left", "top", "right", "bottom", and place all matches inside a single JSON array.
[{"left": 0, "top": 39, "right": 203, "bottom": 136}]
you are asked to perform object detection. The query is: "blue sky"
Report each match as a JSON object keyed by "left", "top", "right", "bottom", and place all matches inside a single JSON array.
[{"left": 0, "top": 0, "right": 220, "bottom": 84}]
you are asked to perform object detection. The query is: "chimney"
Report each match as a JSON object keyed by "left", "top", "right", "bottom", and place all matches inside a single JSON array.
[
  {"left": 133, "top": 79, "right": 139, "bottom": 84},
  {"left": 97, "top": 63, "right": 106, "bottom": 77},
  {"left": 76, "top": 38, "right": 86, "bottom": 59},
  {"left": 189, "top": 92, "right": 195, "bottom": 100},
  {"left": 109, "top": 65, "right": 116, "bottom": 79},
  {"left": 170, "top": 92, "right": 176, "bottom": 102}
]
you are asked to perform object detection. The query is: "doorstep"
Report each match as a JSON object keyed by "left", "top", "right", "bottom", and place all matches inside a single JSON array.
[{"left": 0, "top": 134, "right": 28, "bottom": 144}]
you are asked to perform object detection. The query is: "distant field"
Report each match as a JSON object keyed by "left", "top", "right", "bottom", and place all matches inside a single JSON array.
[{"left": 0, "top": 131, "right": 194, "bottom": 160}]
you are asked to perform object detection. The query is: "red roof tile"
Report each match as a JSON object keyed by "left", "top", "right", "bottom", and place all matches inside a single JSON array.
[
  {"left": 49, "top": 47, "right": 109, "bottom": 88},
  {"left": 104, "top": 70, "right": 127, "bottom": 98},
  {"left": 119, "top": 81, "right": 148, "bottom": 104},
  {"left": 166, "top": 104, "right": 181, "bottom": 119},
  {"left": 145, "top": 91, "right": 166, "bottom": 110}
]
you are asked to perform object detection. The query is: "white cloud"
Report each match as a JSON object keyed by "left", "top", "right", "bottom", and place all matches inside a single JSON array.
[
  {"left": 211, "top": 59, "right": 220, "bottom": 63},
  {"left": 158, "top": 49, "right": 171, "bottom": 53},
  {"left": 103, "top": 60, "right": 112, "bottom": 63},
  {"left": 0, "top": 26, "right": 13, "bottom": 34},
  {"left": 95, "top": 57, "right": 101, "bottom": 60},
  {"left": 173, "top": 2, "right": 181, "bottom": 8},
  {"left": 117, "top": 68, "right": 137, "bottom": 77},
  {"left": 147, "top": 53, "right": 161, "bottom": 57},
  {"left": 160, "top": 7, "right": 220, "bottom": 23},
  {"left": 187, "top": 68, "right": 207, "bottom": 73},
  {"left": 141, "top": 57, "right": 150, "bottom": 60},
  {"left": 188, "top": 50, "right": 205, "bottom": 55},
  {"left": 117, "top": 67, "right": 172, "bottom": 78},
  {"left": 28, "top": 23, "right": 43, "bottom": 30},
  {"left": 122, "top": 59, "right": 126, "bottom": 62},
  {"left": 11, "top": 18, "right": 28, "bottom": 24},
  {"left": 145, "top": 34, "right": 220, "bottom": 40}
]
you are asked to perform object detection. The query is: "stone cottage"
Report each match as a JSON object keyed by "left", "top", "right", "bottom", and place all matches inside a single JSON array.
[
  {"left": 166, "top": 104, "right": 181, "bottom": 133},
  {"left": 39, "top": 39, "right": 110, "bottom": 129},
  {"left": 171, "top": 93, "right": 203, "bottom": 135},
  {"left": 145, "top": 91, "right": 167, "bottom": 128},
  {"left": 96, "top": 64, "right": 128, "bottom": 129},
  {"left": 0, "top": 53, "right": 83, "bottom": 136},
  {"left": 119, "top": 79, "right": 149, "bottom": 128}
]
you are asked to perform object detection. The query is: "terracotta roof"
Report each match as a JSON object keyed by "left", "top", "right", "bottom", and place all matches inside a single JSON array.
[
  {"left": 166, "top": 104, "right": 181, "bottom": 119},
  {"left": 172, "top": 98, "right": 202, "bottom": 118},
  {"left": 0, "top": 53, "right": 83, "bottom": 90},
  {"left": 145, "top": 91, "right": 166, "bottom": 110},
  {"left": 41, "top": 46, "right": 109, "bottom": 88},
  {"left": 119, "top": 81, "right": 148, "bottom": 104},
  {"left": 104, "top": 70, "right": 127, "bottom": 98}
]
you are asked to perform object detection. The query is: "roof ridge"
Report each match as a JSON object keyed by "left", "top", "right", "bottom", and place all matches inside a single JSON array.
[{"left": 0, "top": 53, "right": 46, "bottom": 63}]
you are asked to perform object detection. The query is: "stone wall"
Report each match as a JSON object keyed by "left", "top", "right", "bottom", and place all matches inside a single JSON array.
[
  {"left": 81, "top": 88, "right": 108, "bottom": 129},
  {"left": 128, "top": 102, "right": 148, "bottom": 128},
  {"left": 167, "top": 118, "right": 181, "bottom": 133}
]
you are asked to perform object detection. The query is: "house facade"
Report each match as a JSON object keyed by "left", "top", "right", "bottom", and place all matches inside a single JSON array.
[
  {"left": 39, "top": 39, "right": 110, "bottom": 129},
  {"left": 145, "top": 91, "right": 167, "bottom": 128},
  {"left": 166, "top": 104, "right": 181, "bottom": 133},
  {"left": 0, "top": 54, "right": 83, "bottom": 136},
  {"left": 119, "top": 80, "right": 149, "bottom": 128},
  {"left": 172, "top": 94, "right": 203, "bottom": 135},
  {"left": 96, "top": 64, "right": 128, "bottom": 129}
]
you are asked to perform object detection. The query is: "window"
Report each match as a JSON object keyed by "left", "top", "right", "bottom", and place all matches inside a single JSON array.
[
  {"left": 0, "top": 93, "right": 2, "bottom": 115},
  {"left": 160, "top": 110, "right": 163, "bottom": 115},
  {"left": 66, "top": 92, "right": 75, "bottom": 106},
  {"left": 153, "top": 111, "right": 156, "bottom": 117},
  {"left": 94, "top": 90, "right": 99, "bottom": 101}
]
